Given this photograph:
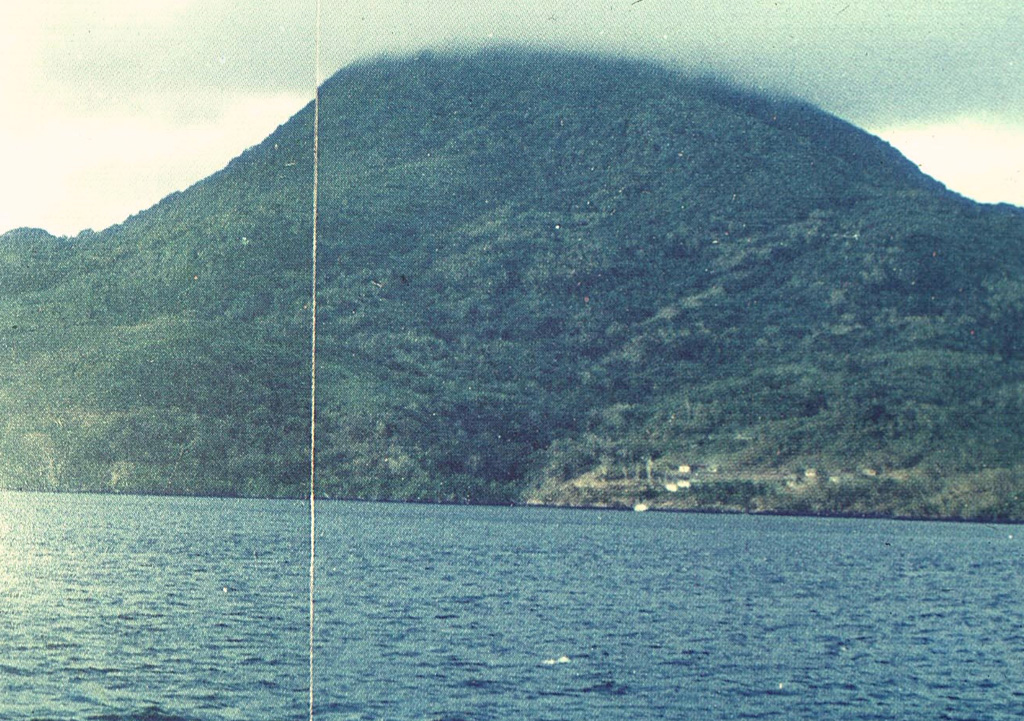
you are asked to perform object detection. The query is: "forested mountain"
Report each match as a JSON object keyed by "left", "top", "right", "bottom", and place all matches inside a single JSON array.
[{"left": 3, "top": 50, "right": 1023, "bottom": 519}]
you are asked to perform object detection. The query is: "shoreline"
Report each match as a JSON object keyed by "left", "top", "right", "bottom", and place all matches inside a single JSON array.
[{"left": 3, "top": 485, "right": 1022, "bottom": 525}]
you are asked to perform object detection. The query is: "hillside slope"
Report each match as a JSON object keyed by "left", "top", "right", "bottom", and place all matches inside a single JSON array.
[{"left": 2, "top": 50, "right": 1023, "bottom": 519}]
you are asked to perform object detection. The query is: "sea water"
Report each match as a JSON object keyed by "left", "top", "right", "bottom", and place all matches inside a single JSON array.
[{"left": 1, "top": 491, "right": 1023, "bottom": 720}]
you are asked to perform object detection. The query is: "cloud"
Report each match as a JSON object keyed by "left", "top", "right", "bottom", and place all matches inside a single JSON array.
[
  {"left": 873, "top": 118, "right": 1024, "bottom": 206},
  {"left": 3, "top": 1, "right": 1022, "bottom": 233},
  {"left": 0, "top": 91, "right": 308, "bottom": 236},
  {"left": 35, "top": 1, "right": 315, "bottom": 111},
  {"left": 23, "top": 1, "right": 1024, "bottom": 126},
  {"left": 309, "top": 0, "right": 1024, "bottom": 127}
]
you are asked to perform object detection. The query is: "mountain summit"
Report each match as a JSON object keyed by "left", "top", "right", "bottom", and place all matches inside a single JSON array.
[{"left": 2, "top": 51, "right": 1023, "bottom": 518}]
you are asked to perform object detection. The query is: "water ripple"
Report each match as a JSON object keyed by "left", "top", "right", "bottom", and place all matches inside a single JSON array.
[{"left": 2, "top": 495, "right": 1023, "bottom": 720}]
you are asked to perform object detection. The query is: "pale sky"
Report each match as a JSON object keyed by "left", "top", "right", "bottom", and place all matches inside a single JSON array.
[{"left": 2, "top": 1, "right": 1022, "bottom": 236}]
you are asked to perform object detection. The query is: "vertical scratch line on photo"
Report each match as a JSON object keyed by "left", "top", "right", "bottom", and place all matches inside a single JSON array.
[{"left": 309, "top": 1, "right": 322, "bottom": 719}]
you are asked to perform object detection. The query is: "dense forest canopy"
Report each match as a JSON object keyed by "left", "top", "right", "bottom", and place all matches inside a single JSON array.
[{"left": 2, "top": 50, "right": 1023, "bottom": 520}]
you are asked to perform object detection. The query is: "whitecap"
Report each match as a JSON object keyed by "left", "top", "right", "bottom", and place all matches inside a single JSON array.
[{"left": 542, "top": 655, "right": 571, "bottom": 665}]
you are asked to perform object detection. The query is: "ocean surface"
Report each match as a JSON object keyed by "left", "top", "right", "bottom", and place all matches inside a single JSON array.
[{"left": 1, "top": 492, "right": 1023, "bottom": 720}]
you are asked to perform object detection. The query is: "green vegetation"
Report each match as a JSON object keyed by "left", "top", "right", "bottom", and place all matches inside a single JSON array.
[{"left": 1, "top": 50, "right": 1023, "bottom": 520}]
